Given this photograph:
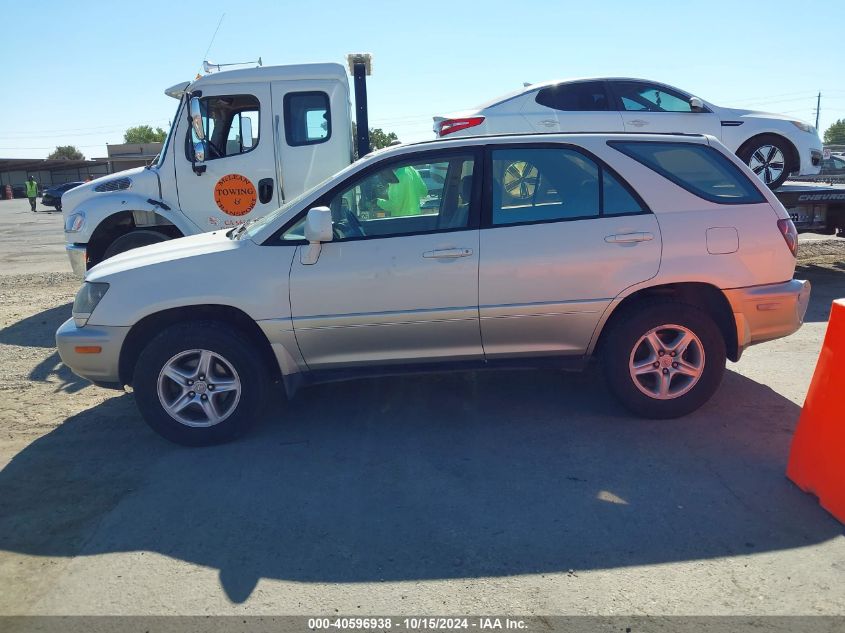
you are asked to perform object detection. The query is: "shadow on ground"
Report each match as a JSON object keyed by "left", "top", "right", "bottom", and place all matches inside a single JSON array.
[
  {"left": 0, "top": 367, "right": 841, "bottom": 603},
  {"left": 0, "top": 302, "right": 71, "bottom": 348},
  {"left": 796, "top": 264, "right": 845, "bottom": 322}
]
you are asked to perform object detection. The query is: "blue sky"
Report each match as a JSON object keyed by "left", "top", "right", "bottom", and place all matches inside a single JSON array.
[{"left": 1, "top": 0, "right": 843, "bottom": 159}]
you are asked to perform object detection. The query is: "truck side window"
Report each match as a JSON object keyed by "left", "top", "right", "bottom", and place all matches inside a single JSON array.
[
  {"left": 185, "top": 94, "right": 260, "bottom": 161},
  {"left": 284, "top": 92, "right": 331, "bottom": 146}
]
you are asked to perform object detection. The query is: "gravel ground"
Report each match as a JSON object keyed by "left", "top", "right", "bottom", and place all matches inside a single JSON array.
[{"left": 0, "top": 198, "right": 843, "bottom": 617}]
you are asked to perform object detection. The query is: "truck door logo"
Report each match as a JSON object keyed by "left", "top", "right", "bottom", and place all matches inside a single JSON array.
[{"left": 214, "top": 174, "right": 257, "bottom": 216}]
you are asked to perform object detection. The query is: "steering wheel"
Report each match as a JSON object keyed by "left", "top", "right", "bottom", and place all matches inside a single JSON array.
[{"left": 334, "top": 206, "right": 365, "bottom": 239}]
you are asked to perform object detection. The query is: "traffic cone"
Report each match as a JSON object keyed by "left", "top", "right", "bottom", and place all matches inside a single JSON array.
[{"left": 786, "top": 299, "right": 845, "bottom": 524}]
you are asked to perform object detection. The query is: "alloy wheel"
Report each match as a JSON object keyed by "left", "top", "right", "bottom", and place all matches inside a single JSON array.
[
  {"left": 156, "top": 349, "right": 242, "bottom": 427},
  {"left": 748, "top": 144, "right": 785, "bottom": 185},
  {"left": 628, "top": 324, "right": 705, "bottom": 400}
]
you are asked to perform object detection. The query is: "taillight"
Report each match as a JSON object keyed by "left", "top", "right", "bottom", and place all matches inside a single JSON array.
[
  {"left": 777, "top": 218, "right": 798, "bottom": 257},
  {"left": 438, "top": 116, "right": 485, "bottom": 137}
]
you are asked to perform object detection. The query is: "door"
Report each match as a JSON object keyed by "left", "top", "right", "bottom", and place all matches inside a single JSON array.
[
  {"left": 175, "top": 83, "right": 278, "bottom": 231},
  {"left": 271, "top": 79, "right": 353, "bottom": 202},
  {"left": 521, "top": 81, "right": 624, "bottom": 133},
  {"left": 287, "top": 150, "right": 482, "bottom": 369},
  {"left": 610, "top": 80, "right": 722, "bottom": 139},
  {"left": 479, "top": 145, "right": 661, "bottom": 358}
]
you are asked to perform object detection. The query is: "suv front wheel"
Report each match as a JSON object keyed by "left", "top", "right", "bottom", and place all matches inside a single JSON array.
[
  {"left": 133, "top": 322, "right": 268, "bottom": 445},
  {"left": 602, "top": 302, "right": 726, "bottom": 419}
]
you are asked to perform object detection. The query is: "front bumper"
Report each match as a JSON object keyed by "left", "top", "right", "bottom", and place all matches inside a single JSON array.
[
  {"left": 65, "top": 244, "right": 88, "bottom": 278},
  {"left": 56, "top": 318, "right": 130, "bottom": 388},
  {"left": 724, "top": 279, "right": 811, "bottom": 357}
]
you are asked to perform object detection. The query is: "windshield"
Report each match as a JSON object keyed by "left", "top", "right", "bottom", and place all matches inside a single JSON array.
[{"left": 150, "top": 94, "right": 185, "bottom": 168}]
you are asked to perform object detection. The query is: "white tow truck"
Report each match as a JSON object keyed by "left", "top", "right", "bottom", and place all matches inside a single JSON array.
[{"left": 61, "top": 58, "right": 374, "bottom": 276}]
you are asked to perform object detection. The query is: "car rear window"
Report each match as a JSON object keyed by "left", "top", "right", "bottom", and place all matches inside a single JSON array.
[{"left": 608, "top": 141, "right": 766, "bottom": 204}]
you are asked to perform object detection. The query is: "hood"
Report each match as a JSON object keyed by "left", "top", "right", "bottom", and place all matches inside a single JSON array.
[
  {"left": 86, "top": 230, "right": 245, "bottom": 282},
  {"left": 61, "top": 166, "right": 159, "bottom": 215},
  {"left": 710, "top": 104, "right": 812, "bottom": 126}
]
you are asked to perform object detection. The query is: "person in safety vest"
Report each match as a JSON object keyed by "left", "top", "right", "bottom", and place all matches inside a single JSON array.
[
  {"left": 376, "top": 166, "right": 428, "bottom": 217},
  {"left": 25, "top": 176, "right": 38, "bottom": 212}
]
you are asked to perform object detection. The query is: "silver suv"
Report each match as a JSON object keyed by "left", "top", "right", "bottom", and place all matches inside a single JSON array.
[{"left": 57, "top": 133, "right": 811, "bottom": 445}]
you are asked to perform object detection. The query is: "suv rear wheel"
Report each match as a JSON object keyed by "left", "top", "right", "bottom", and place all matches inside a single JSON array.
[
  {"left": 602, "top": 302, "right": 726, "bottom": 418},
  {"left": 133, "top": 322, "right": 268, "bottom": 445}
]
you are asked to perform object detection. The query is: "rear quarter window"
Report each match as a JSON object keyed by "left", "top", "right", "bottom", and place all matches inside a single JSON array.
[{"left": 608, "top": 141, "right": 766, "bottom": 205}]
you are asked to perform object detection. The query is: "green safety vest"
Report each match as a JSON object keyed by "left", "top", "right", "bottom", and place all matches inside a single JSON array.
[
  {"left": 376, "top": 166, "right": 428, "bottom": 217},
  {"left": 25, "top": 180, "right": 37, "bottom": 197}
]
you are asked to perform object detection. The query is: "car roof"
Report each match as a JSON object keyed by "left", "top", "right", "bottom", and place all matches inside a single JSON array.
[
  {"left": 476, "top": 77, "right": 692, "bottom": 109},
  {"left": 387, "top": 131, "right": 710, "bottom": 154}
]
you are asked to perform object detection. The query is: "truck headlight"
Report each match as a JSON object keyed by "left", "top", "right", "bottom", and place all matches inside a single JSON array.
[
  {"left": 65, "top": 212, "right": 85, "bottom": 233},
  {"left": 790, "top": 121, "right": 816, "bottom": 134},
  {"left": 72, "top": 282, "right": 109, "bottom": 327}
]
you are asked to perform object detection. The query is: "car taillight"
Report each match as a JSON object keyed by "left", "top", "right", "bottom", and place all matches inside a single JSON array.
[
  {"left": 777, "top": 218, "right": 798, "bottom": 257},
  {"left": 438, "top": 116, "right": 485, "bottom": 137}
]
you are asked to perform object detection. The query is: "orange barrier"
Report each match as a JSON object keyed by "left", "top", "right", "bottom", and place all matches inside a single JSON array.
[{"left": 786, "top": 298, "right": 845, "bottom": 524}]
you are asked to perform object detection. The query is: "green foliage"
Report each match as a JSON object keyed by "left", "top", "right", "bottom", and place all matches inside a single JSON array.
[
  {"left": 351, "top": 123, "right": 400, "bottom": 159},
  {"left": 124, "top": 125, "right": 168, "bottom": 144},
  {"left": 47, "top": 145, "right": 84, "bottom": 160},
  {"left": 824, "top": 119, "right": 845, "bottom": 145}
]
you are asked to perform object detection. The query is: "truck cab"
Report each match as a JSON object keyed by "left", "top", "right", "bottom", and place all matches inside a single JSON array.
[{"left": 62, "top": 62, "right": 353, "bottom": 276}]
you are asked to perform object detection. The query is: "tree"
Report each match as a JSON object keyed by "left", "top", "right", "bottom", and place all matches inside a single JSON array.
[
  {"left": 824, "top": 119, "right": 845, "bottom": 145},
  {"left": 351, "top": 123, "right": 399, "bottom": 158},
  {"left": 124, "top": 125, "right": 168, "bottom": 144},
  {"left": 47, "top": 145, "right": 84, "bottom": 160}
]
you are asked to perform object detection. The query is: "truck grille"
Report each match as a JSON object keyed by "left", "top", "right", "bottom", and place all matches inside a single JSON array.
[{"left": 94, "top": 177, "right": 131, "bottom": 192}]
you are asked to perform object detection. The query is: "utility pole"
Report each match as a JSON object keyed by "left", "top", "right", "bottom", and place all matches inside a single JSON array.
[{"left": 815, "top": 92, "right": 821, "bottom": 130}]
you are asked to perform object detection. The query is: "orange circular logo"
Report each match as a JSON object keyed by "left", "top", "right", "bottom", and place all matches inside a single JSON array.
[{"left": 214, "top": 174, "right": 257, "bottom": 216}]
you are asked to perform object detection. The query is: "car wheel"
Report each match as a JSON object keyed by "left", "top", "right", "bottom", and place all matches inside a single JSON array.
[
  {"left": 133, "top": 322, "right": 268, "bottom": 445},
  {"left": 737, "top": 135, "right": 792, "bottom": 190},
  {"left": 102, "top": 229, "right": 169, "bottom": 260},
  {"left": 602, "top": 302, "right": 726, "bottom": 419}
]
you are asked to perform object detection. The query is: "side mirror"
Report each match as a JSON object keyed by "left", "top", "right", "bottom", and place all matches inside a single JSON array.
[
  {"left": 193, "top": 141, "right": 206, "bottom": 163},
  {"left": 241, "top": 116, "right": 254, "bottom": 150},
  {"left": 189, "top": 96, "right": 205, "bottom": 141},
  {"left": 689, "top": 96, "right": 705, "bottom": 112},
  {"left": 301, "top": 206, "right": 333, "bottom": 265}
]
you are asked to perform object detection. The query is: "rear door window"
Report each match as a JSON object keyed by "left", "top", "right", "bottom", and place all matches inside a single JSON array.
[
  {"left": 535, "top": 81, "right": 610, "bottom": 111},
  {"left": 284, "top": 92, "right": 331, "bottom": 146},
  {"left": 609, "top": 141, "right": 766, "bottom": 204},
  {"left": 489, "top": 147, "right": 646, "bottom": 225}
]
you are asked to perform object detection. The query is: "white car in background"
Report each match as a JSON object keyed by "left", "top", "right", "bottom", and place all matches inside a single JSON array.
[{"left": 434, "top": 78, "right": 823, "bottom": 189}]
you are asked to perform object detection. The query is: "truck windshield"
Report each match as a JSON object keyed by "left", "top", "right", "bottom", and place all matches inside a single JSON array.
[{"left": 150, "top": 95, "right": 185, "bottom": 168}]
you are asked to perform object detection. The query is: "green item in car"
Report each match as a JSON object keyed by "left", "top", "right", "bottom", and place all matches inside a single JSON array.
[{"left": 377, "top": 166, "right": 428, "bottom": 216}]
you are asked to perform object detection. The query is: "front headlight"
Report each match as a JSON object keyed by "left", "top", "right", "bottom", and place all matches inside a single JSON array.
[
  {"left": 791, "top": 120, "right": 816, "bottom": 134},
  {"left": 65, "top": 212, "right": 85, "bottom": 233},
  {"left": 72, "top": 282, "right": 109, "bottom": 327}
]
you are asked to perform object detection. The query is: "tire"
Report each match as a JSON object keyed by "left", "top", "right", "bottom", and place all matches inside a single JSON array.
[
  {"left": 133, "top": 322, "right": 269, "bottom": 445},
  {"left": 737, "top": 134, "right": 792, "bottom": 190},
  {"left": 102, "top": 229, "right": 169, "bottom": 260},
  {"left": 601, "top": 301, "right": 726, "bottom": 419}
]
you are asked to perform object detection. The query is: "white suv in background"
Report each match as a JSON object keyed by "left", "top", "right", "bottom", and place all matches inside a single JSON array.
[
  {"left": 434, "top": 78, "right": 823, "bottom": 189},
  {"left": 57, "top": 133, "right": 809, "bottom": 445}
]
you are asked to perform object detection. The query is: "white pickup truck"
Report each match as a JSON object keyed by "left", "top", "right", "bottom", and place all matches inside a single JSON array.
[{"left": 61, "top": 62, "right": 357, "bottom": 276}]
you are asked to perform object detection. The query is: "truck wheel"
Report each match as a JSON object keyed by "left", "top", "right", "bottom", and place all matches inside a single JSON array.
[
  {"left": 602, "top": 302, "right": 726, "bottom": 419},
  {"left": 737, "top": 135, "right": 792, "bottom": 190},
  {"left": 133, "top": 322, "right": 268, "bottom": 446},
  {"left": 102, "top": 229, "right": 169, "bottom": 260}
]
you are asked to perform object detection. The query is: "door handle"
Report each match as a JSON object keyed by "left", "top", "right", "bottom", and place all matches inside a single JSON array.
[
  {"left": 628, "top": 119, "right": 648, "bottom": 127},
  {"left": 539, "top": 119, "right": 558, "bottom": 127},
  {"left": 423, "top": 248, "right": 473, "bottom": 258},
  {"left": 605, "top": 232, "right": 654, "bottom": 243},
  {"left": 258, "top": 178, "right": 274, "bottom": 204}
]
